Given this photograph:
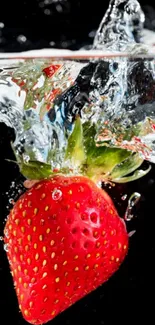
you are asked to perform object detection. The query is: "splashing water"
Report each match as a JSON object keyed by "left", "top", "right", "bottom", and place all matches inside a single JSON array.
[
  {"left": 1, "top": 0, "right": 155, "bottom": 180},
  {"left": 93, "top": 0, "right": 145, "bottom": 50}
]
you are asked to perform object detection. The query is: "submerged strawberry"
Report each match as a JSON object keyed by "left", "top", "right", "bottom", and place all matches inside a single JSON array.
[
  {"left": 4, "top": 175, "right": 128, "bottom": 325},
  {"left": 4, "top": 110, "right": 150, "bottom": 325}
]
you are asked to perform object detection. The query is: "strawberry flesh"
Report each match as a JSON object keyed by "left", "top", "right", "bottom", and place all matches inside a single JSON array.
[{"left": 4, "top": 175, "right": 128, "bottom": 324}]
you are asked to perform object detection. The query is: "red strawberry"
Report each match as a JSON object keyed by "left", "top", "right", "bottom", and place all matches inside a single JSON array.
[
  {"left": 4, "top": 175, "right": 128, "bottom": 325},
  {"left": 43, "top": 64, "right": 62, "bottom": 78}
]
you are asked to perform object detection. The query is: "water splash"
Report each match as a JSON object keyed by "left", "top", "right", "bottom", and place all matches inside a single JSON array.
[
  {"left": 0, "top": 0, "right": 155, "bottom": 179},
  {"left": 87, "top": 0, "right": 155, "bottom": 163},
  {"left": 0, "top": 60, "right": 85, "bottom": 165},
  {"left": 124, "top": 192, "right": 141, "bottom": 221},
  {"left": 93, "top": 0, "right": 145, "bottom": 50}
]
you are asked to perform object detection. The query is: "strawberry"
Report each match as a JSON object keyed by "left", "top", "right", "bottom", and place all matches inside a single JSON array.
[
  {"left": 43, "top": 64, "right": 62, "bottom": 78},
  {"left": 3, "top": 68, "right": 150, "bottom": 324},
  {"left": 4, "top": 175, "right": 128, "bottom": 325}
]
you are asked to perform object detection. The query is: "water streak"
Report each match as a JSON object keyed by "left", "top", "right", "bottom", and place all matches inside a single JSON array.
[{"left": 124, "top": 192, "right": 141, "bottom": 221}]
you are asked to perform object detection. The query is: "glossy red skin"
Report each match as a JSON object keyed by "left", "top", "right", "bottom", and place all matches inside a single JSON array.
[
  {"left": 42, "top": 64, "right": 61, "bottom": 78},
  {"left": 4, "top": 175, "right": 128, "bottom": 325}
]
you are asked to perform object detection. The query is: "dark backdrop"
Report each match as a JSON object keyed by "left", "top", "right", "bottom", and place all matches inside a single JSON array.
[
  {"left": 0, "top": 1, "right": 155, "bottom": 325},
  {"left": 0, "top": 0, "right": 155, "bottom": 51}
]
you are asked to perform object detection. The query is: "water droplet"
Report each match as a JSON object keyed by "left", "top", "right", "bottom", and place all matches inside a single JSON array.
[
  {"left": 97, "top": 181, "right": 102, "bottom": 188},
  {"left": 44, "top": 8, "right": 51, "bottom": 15},
  {"left": 52, "top": 188, "right": 62, "bottom": 201},
  {"left": 128, "top": 230, "right": 136, "bottom": 237},
  {"left": 10, "top": 181, "right": 15, "bottom": 188},
  {"left": 23, "top": 154, "right": 30, "bottom": 163},
  {"left": 121, "top": 194, "right": 127, "bottom": 201},
  {"left": 88, "top": 30, "right": 96, "bottom": 38},
  {"left": 49, "top": 41, "right": 56, "bottom": 47},
  {"left": 62, "top": 41, "right": 68, "bottom": 48},
  {"left": 17, "top": 35, "right": 27, "bottom": 43},
  {"left": 0, "top": 22, "right": 4, "bottom": 28},
  {"left": 56, "top": 4, "right": 63, "bottom": 13},
  {"left": 4, "top": 244, "right": 9, "bottom": 252},
  {"left": 4, "top": 230, "right": 8, "bottom": 238},
  {"left": 124, "top": 192, "right": 141, "bottom": 221},
  {"left": 9, "top": 198, "right": 15, "bottom": 205}
]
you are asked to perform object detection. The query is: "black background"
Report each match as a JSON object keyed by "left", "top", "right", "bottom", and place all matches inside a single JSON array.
[
  {"left": 0, "top": 0, "right": 155, "bottom": 51},
  {"left": 0, "top": 1, "right": 155, "bottom": 325}
]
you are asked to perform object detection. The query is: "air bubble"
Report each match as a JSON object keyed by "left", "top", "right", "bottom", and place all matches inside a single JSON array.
[
  {"left": 56, "top": 4, "right": 63, "bottom": 13},
  {"left": 0, "top": 22, "right": 4, "bottom": 28},
  {"left": 44, "top": 9, "right": 51, "bottom": 15},
  {"left": 49, "top": 41, "right": 56, "bottom": 47},
  {"left": 4, "top": 244, "right": 9, "bottom": 252},
  {"left": 23, "top": 154, "right": 30, "bottom": 163},
  {"left": 17, "top": 35, "right": 27, "bottom": 43},
  {"left": 52, "top": 188, "right": 62, "bottom": 201},
  {"left": 9, "top": 198, "right": 15, "bottom": 205},
  {"left": 4, "top": 230, "right": 9, "bottom": 238},
  {"left": 121, "top": 194, "right": 127, "bottom": 201},
  {"left": 88, "top": 30, "right": 96, "bottom": 38}
]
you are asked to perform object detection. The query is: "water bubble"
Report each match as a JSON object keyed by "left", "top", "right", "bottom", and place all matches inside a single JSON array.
[
  {"left": 121, "top": 194, "right": 127, "bottom": 201},
  {"left": 0, "top": 236, "right": 3, "bottom": 241},
  {"left": 88, "top": 30, "right": 96, "bottom": 38},
  {"left": 4, "top": 244, "right": 9, "bottom": 252},
  {"left": 62, "top": 41, "right": 68, "bottom": 48},
  {"left": 17, "top": 35, "right": 27, "bottom": 44},
  {"left": 0, "top": 22, "right": 4, "bottom": 28},
  {"left": 52, "top": 188, "right": 62, "bottom": 200},
  {"left": 4, "top": 229, "right": 9, "bottom": 237},
  {"left": 125, "top": 0, "right": 142, "bottom": 15},
  {"left": 9, "top": 198, "right": 15, "bottom": 205},
  {"left": 23, "top": 154, "right": 30, "bottom": 163},
  {"left": 39, "top": 1, "right": 45, "bottom": 7},
  {"left": 10, "top": 181, "right": 15, "bottom": 188},
  {"left": 56, "top": 4, "right": 63, "bottom": 12},
  {"left": 49, "top": 41, "right": 56, "bottom": 47},
  {"left": 124, "top": 192, "right": 141, "bottom": 221},
  {"left": 0, "top": 0, "right": 155, "bottom": 189},
  {"left": 97, "top": 181, "right": 102, "bottom": 188},
  {"left": 44, "top": 8, "right": 51, "bottom": 15}
]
